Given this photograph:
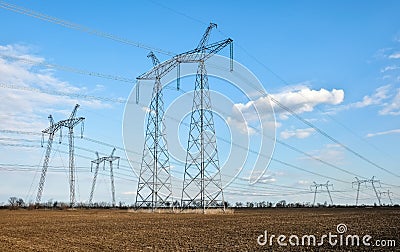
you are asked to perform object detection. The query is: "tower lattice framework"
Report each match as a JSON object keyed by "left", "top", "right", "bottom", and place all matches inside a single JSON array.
[
  {"left": 135, "top": 52, "right": 173, "bottom": 210},
  {"left": 181, "top": 60, "right": 224, "bottom": 211}
]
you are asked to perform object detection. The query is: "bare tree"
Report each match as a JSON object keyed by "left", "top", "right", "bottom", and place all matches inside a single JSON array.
[{"left": 8, "top": 197, "right": 18, "bottom": 209}]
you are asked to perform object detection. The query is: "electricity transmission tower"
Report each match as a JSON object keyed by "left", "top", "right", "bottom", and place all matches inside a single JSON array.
[
  {"left": 89, "top": 148, "right": 120, "bottom": 207},
  {"left": 352, "top": 176, "right": 381, "bottom": 206},
  {"left": 181, "top": 23, "right": 229, "bottom": 212},
  {"left": 135, "top": 52, "right": 173, "bottom": 210},
  {"left": 310, "top": 181, "right": 334, "bottom": 206},
  {"left": 36, "top": 104, "right": 84, "bottom": 207},
  {"left": 378, "top": 189, "right": 393, "bottom": 206},
  {"left": 135, "top": 23, "right": 232, "bottom": 212}
]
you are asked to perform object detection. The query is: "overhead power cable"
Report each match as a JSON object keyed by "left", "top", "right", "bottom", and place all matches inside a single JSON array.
[
  {"left": 144, "top": 2, "right": 400, "bottom": 181},
  {"left": 0, "top": 1, "right": 174, "bottom": 56},
  {"left": 269, "top": 95, "right": 400, "bottom": 178},
  {"left": 2, "top": 0, "right": 396, "bottom": 180},
  {"left": 0, "top": 54, "right": 136, "bottom": 84},
  {"left": 0, "top": 83, "right": 128, "bottom": 104}
]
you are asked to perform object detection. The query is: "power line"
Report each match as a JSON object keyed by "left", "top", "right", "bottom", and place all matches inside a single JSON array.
[
  {"left": 0, "top": 1, "right": 174, "bottom": 56},
  {"left": 1, "top": 132, "right": 398, "bottom": 202},
  {"left": 175, "top": 86, "right": 370, "bottom": 181},
  {"left": 1, "top": 108, "right": 397, "bottom": 190},
  {"left": 208, "top": 62, "right": 399, "bottom": 178},
  {"left": 269, "top": 95, "right": 400, "bottom": 178},
  {"left": 0, "top": 84, "right": 378, "bottom": 189},
  {"left": 0, "top": 54, "right": 136, "bottom": 84},
  {"left": 2, "top": 0, "right": 396, "bottom": 188},
  {"left": 146, "top": 2, "right": 400, "bottom": 181},
  {"left": 0, "top": 136, "right": 351, "bottom": 197},
  {"left": 0, "top": 83, "right": 128, "bottom": 104}
]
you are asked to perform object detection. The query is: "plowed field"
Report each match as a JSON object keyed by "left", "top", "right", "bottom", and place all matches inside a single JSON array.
[{"left": 0, "top": 208, "right": 398, "bottom": 251}]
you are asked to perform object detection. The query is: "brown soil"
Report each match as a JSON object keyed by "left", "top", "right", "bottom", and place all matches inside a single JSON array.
[{"left": 0, "top": 208, "right": 398, "bottom": 251}]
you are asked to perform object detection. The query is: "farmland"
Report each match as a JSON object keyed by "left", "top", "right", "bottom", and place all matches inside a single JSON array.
[{"left": 0, "top": 208, "right": 398, "bottom": 251}]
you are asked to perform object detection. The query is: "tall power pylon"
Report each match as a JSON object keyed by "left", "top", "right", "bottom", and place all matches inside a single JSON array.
[
  {"left": 352, "top": 176, "right": 381, "bottom": 206},
  {"left": 181, "top": 23, "right": 225, "bottom": 212},
  {"left": 36, "top": 104, "right": 84, "bottom": 207},
  {"left": 135, "top": 52, "right": 173, "bottom": 210},
  {"left": 36, "top": 115, "right": 62, "bottom": 205},
  {"left": 135, "top": 23, "right": 232, "bottom": 212},
  {"left": 310, "top": 181, "right": 334, "bottom": 206},
  {"left": 89, "top": 148, "right": 120, "bottom": 207}
]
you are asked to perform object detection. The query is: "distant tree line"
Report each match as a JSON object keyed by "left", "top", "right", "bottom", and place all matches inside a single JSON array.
[{"left": 1, "top": 196, "right": 398, "bottom": 210}]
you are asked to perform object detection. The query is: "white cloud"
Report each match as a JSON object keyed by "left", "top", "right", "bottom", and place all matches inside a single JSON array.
[
  {"left": 233, "top": 85, "right": 344, "bottom": 122},
  {"left": 329, "top": 85, "right": 400, "bottom": 116},
  {"left": 228, "top": 93, "right": 277, "bottom": 135},
  {"left": 280, "top": 128, "right": 315, "bottom": 139},
  {"left": 302, "top": 144, "right": 345, "bottom": 165},
  {"left": 332, "top": 85, "right": 392, "bottom": 114},
  {"left": 388, "top": 52, "right": 400, "bottom": 59},
  {"left": 270, "top": 86, "right": 344, "bottom": 119},
  {"left": 352, "top": 85, "right": 390, "bottom": 108},
  {"left": 297, "top": 180, "right": 310, "bottom": 185},
  {"left": 0, "top": 44, "right": 110, "bottom": 131},
  {"left": 379, "top": 88, "right": 400, "bottom": 115},
  {"left": 226, "top": 116, "right": 256, "bottom": 135},
  {"left": 244, "top": 170, "right": 281, "bottom": 184},
  {"left": 366, "top": 129, "right": 400, "bottom": 138},
  {"left": 381, "top": 65, "right": 400, "bottom": 73},
  {"left": 374, "top": 47, "right": 392, "bottom": 59}
]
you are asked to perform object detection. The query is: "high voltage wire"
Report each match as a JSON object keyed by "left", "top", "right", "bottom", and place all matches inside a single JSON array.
[
  {"left": 0, "top": 21, "right": 394, "bottom": 180},
  {"left": 268, "top": 95, "right": 400, "bottom": 178},
  {"left": 1, "top": 0, "right": 396, "bottom": 179},
  {"left": 212, "top": 19, "right": 397, "bottom": 172},
  {"left": 202, "top": 63, "right": 400, "bottom": 178},
  {"left": 0, "top": 132, "right": 372, "bottom": 193},
  {"left": 1, "top": 105, "right": 398, "bottom": 190},
  {"left": 0, "top": 83, "right": 128, "bottom": 104},
  {"left": 0, "top": 162, "right": 313, "bottom": 198},
  {"left": 143, "top": 2, "right": 399, "bottom": 180},
  {"left": 1, "top": 63, "right": 393, "bottom": 182},
  {"left": 175, "top": 86, "right": 370, "bottom": 182},
  {"left": 78, "top": 116, "right": 356, "bottom": 186},
  {"left": 0, "top": 92, "right": 398, "bottom": 191},
  {"left": 1, "top": 3, "right": 397, "bottom": 202},
  {"left": 0, "top": 54, "right": 136, "bottom": 84},
  {"left": 0, "top": 138, "right": 345, "bottom": 196},
  {"left": 1, "top": 134, "right": 397, "bottom": 201},
  {"left": 0, "top": 1, "right": 175, "bottom": 56}
]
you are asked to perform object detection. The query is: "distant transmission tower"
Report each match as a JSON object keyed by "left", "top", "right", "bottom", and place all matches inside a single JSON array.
[
  {"left": 36, "top": 104, "right": 84, "bottom": 207},
  {"left": 310, "top": 181, "right": 334, "bottom": 206},
  {"left": 135, "top": 52, "right": 173, "bottom": 210},
  {"left": 181, "top": 23, "right": 226, "bottom": 212},
  {"left": 89, "top": 148, "right": 120, "bottom": 207},
  {"left": 378, "top": 189, "right": 393, "bottom": 206},
  {"left": 352, "top": 176, "right": 381, "bottom": 206}
]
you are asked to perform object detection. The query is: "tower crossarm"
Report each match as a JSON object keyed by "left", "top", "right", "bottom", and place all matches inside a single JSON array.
[
  {"left": 137, "top": 38, "right": 232, "bottom": 81},
  {"left": 42, "top": 120, "right": 63, "bottom": 135}
]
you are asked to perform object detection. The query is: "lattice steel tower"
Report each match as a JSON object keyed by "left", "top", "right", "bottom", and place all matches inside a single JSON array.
[
  {"left": 134, "top": 23, "right": 232, "bottom": 212},
  {"left": 181, "top": 23, "right": 225, "bottom": 211},
  {"left": 36, "top": 104, "right": 84, "bottom": 207},
  {"left": 135, "top": 52, "right": 173, "bottom": 210},
  {"left": 310, "top": 181, "right": 334, "bottom": 206},
  {"left": 352, "top": 176, "right": 381, "bottom": 206},
  {"left": 89, "top": 148, "right": 120, "bottom": 207}
]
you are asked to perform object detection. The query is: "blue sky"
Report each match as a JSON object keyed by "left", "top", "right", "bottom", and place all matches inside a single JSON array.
[{"left": 0, "top": 0, "right": 399, "bottom": 206}]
